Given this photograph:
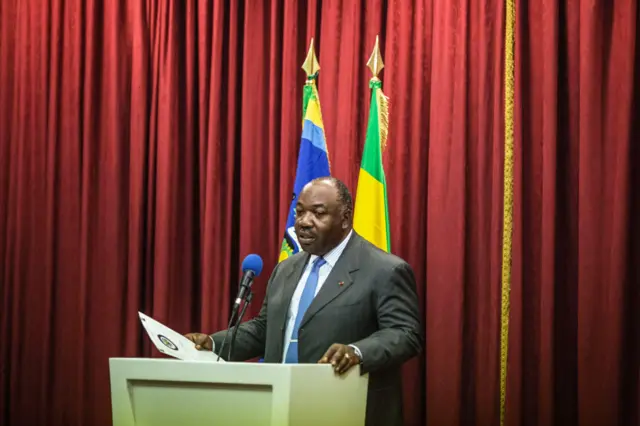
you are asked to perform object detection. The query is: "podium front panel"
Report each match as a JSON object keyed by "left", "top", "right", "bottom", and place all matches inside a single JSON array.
[
  {"left": 128, "top": 379, "right": 273, "bottom": 425},
  {"left": 109, "top": 358, "right": 368, "bottom": 426}
]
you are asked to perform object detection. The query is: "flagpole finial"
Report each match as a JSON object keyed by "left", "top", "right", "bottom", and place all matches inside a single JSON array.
[
  {"left": 367, "top": 35, "right": 384, "bottom": 80},
  {"left": 302, "top": 38, "right": 320, "bottom": 80}
]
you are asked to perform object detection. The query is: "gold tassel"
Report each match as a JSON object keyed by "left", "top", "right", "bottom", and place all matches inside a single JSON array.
[{"left": 377, "top": 88, "right": 390, "bottom": 153}]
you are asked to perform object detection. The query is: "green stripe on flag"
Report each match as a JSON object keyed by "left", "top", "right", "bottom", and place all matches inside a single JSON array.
[{"left": 360, "top": 87, "right": 385, "bottom": 183}]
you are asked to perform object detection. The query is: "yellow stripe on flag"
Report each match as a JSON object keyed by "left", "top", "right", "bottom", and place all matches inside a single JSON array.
[
  {"left": 305, "top": 92, "right": 324, "bottom": 129},
  {"left": 353, "top": 169, "right": 389, "bottom": 251}
]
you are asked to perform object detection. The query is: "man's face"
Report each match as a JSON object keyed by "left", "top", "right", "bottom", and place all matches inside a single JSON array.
[{"left": 294, "top": 181, "right": 350, "bottom": 256}]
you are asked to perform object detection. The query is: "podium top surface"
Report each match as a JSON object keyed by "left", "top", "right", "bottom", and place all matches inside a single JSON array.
[{"left": 109, "top": 357, "right": 366, "bottom": 385}]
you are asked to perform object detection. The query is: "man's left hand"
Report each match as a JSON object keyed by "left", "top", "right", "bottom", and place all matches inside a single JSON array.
[{"left": 318, "top": 343, "right": 361, "bottom": 375}]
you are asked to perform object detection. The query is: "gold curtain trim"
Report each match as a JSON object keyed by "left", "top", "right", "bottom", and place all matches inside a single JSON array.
[{"left": 500, "top": 0, "right": 516, "bottom": 424}]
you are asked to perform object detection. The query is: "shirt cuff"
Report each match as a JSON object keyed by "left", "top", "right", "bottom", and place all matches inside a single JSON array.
[{"left": 349, "top": 344, "right": 363, "bottom": 361}]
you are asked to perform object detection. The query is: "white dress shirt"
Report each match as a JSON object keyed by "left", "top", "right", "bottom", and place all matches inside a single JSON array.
[{"left": 281, "top": 230, "right": 362, "bottom": 361}]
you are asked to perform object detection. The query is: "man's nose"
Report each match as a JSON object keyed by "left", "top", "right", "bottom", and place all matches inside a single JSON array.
[{"left": 297, "top": 212, "right": 313, "bottom": 227}]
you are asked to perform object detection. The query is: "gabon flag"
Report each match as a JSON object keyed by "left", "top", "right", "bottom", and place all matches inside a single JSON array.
[
  {"left": 353, "top": 36, "right": 391, "bottom": 252},
  {"left": 278, "top": 40, "right": 331, "bottom": 262}
]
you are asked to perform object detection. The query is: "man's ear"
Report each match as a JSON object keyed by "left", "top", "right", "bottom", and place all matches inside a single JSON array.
[{"left": 342, "top": 208, "right": 352, "bottom": 229}]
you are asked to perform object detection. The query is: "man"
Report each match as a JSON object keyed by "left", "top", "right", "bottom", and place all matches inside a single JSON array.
[{"left": 186, "top": 177, "right": 422, "bottom": 426}]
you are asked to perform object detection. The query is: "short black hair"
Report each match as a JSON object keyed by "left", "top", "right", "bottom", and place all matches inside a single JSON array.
[{"left": 311, "top": 176, "right": 353, "bottom": 215}]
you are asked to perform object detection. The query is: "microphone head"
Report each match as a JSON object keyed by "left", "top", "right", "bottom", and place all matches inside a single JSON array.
[{"left": 241, "top": 254, "right": 263, "bottom": 277}]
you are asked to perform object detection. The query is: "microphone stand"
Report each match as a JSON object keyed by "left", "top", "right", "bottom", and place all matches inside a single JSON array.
[
  {"left": 216, "top": 288, "right": 253, "bottom": 362},
  {"left": 216, "top": 307, "right": 238, "bottom": 362},
  {"left": 228, "top": 289, "right": 253, "bottom": 361}
]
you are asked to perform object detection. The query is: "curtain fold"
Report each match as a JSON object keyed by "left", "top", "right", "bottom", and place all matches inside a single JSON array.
[{"left": 424, "top": 0, "right": 506, "bottom": 424}]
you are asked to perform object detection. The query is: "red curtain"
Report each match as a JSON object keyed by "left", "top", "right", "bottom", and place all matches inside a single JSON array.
[
  {"left": 508, "top": 1, "right": 640, "bottom": 426},
  {"left": 0, "top": 1, "right": 637, "bottom": 426}
]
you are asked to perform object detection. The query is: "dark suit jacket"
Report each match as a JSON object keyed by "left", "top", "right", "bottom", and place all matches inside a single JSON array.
[{"left": 212, "top": 232, "right": 423, "bottom": 426}]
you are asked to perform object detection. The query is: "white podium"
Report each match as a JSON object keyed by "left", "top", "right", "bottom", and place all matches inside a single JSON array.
[{"left": 109, "top": 358, "right": 369, "bottom": 426}]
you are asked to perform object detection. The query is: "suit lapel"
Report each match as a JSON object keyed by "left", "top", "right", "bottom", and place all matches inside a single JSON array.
[
  {"left": 282, "top": 252, "right": 310, "bottom": 294},
  {"left": 299, "top": 234, "right": 362, "bottom": 329}
]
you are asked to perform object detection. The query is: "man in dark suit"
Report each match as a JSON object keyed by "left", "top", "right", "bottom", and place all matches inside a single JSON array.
[{"left": 186, "top": 177, "right": 422, "bottom": 426}]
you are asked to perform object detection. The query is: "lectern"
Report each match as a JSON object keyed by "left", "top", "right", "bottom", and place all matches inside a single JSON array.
[{"left": 109, "top": 358, "right": 369, "bottom": 426}]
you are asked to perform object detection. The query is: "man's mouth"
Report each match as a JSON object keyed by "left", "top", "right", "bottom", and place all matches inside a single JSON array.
[{"left": 297, "top": 234, "right": 316, "bottom": 244}]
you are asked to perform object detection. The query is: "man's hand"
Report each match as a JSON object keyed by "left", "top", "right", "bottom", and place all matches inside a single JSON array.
[
  {"left": 184, "top": 333, "right": 213, "bottom": 351},
  {"left": 318, "top": 343, "right": 361, "bottom": 375}
]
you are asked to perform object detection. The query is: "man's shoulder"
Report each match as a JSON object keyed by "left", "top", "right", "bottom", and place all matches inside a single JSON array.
[
  {"left": 356, "top": 235, "right": 410, "bottom": 272},
  {"left": 272, "top": 250, "right": 307, "bottom": 273}
]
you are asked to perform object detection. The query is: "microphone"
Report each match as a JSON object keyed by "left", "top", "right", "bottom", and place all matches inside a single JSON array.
[
  {"left": 233, "top": 254, "right": 263, "bottom": 312},
  {"left": 217, "top": 254, "right": 263, "bottom": 362}
]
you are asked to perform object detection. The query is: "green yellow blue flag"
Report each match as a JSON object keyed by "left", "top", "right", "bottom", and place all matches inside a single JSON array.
[{"left": 278, "top": 75, "right": 330, "bottom": 262}]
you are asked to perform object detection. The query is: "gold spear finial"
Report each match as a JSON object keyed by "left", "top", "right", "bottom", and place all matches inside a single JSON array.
[
  {"left": 302, "top": 38, "right": 320, "bottom": 79},
  {"left": 366, "top": 35, "right": 384, "bottom": 80}
]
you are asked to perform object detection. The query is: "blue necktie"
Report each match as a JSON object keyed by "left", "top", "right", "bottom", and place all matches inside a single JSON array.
[{"left": 284, "top": 257, "right": 326, "bottom": 363}]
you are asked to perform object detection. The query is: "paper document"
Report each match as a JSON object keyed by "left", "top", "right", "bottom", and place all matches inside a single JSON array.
[{"left": 138, "top": 311, "right": 224, "bottom": 362}]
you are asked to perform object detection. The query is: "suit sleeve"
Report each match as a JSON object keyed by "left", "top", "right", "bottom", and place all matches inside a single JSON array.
[
  {"left": 210, "top": 263, "right": 279, "bottom": 361},
  {"left": 350, "top": 262, "right": 423, "bottom": 374}
]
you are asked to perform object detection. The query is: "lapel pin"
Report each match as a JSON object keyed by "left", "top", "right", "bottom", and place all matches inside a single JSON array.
[{"left": 338, "top": 281, "right": 344, "bottom": 287}]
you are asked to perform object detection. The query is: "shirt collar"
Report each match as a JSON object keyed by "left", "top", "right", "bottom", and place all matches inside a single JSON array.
[{"left": 308, "top": 229, "right": 353, "bottom": 268}]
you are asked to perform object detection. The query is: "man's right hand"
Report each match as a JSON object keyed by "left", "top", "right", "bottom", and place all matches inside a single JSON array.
[{"left": 184, "top": 333, "right": 213, "bottom": 351}]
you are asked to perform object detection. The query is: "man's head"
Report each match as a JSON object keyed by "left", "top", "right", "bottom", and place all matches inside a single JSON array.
[{"left": 294, "top": 177, "right": 353, "bottom": 256}]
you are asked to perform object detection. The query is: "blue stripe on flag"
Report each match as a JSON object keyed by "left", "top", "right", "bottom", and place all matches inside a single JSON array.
[
  {"left": 301, "top": 120, "right": 328, "bottom": 152},
  {"left": 281, "top": 137, "right": 330, "bottom": 256}
]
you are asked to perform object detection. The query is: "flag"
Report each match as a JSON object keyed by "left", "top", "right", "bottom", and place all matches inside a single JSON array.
[
  {"left": 353, "top": 77, "right": 391, "bottom": 252},
  {"left": 278, "top": 79, "right": 330, "bottom": 262}
]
